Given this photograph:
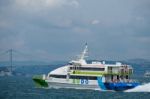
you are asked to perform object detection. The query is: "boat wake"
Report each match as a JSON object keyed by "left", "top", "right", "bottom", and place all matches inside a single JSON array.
[{"left": 125, "top": 82, "right": 150, "bottom": 92}]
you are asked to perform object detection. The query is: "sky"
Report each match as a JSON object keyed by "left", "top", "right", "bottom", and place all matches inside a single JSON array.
[{"left": 0, "top": 0, "right": 150, "bottom": 62}]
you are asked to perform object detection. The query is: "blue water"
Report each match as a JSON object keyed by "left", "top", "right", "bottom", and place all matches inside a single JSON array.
[{"left": 0, "top": 64, "right": 150, "bottom": 99}]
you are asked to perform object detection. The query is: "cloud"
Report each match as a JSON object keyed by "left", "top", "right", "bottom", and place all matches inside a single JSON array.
[
  {"left": 0, "top": 0, "right": 150, "bottom": 61},
  {"left": 14, "top": 0, "right": 79, "bottom": 10},
  {"left": 0, "top": 33, "right": 26, "bottom": 50},
  {"left": 91, "top": 20, "right": 100, "bottom": 25},
  {"left": 73, "top": 27, "right": 90, "bottom": 34},
  {"left": 0, "top": 20, "right": 12, "bottom": 29}
]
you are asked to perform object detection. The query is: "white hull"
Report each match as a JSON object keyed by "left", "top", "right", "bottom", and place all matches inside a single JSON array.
[
  {"left": 46, "top": 81, "right": 100, "bottom": 90},
  {"left": 45, "top": 78, "right": 100, "bottom": 90}
]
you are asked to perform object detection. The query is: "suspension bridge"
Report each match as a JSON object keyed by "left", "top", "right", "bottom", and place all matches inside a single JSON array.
[{"left": 0, "top": 49, "right": 38, "bottom": 73}]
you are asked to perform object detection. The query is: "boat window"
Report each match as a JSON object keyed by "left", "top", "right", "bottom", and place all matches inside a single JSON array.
[
  {"left": 50, "top": 75, "right": 66, "bottom": 78},
  {"left": 117, "top": 75, "right": 119, "bottom": 80},
  {"left": 68, "top": 63, "right": 73, "bottom": 65},
  {"left": 49, "top": 74, "right": 97, "bottom": 80},
  {"left": 70, "top": 75, "right": 97, "bottom": 80},
  {"left": 70, "top": 67, "right": 105, "bottom": 71},
  {"left": 111, "top": 75, "right": 113, "bottom": 81},
  {"left": 126, "top": 75, "right": 128, "bottom": 79}
]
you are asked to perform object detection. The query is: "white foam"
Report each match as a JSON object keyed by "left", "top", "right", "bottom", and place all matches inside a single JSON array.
[{"left": 125, "top": 83, "right": 150, "bottom": 92}]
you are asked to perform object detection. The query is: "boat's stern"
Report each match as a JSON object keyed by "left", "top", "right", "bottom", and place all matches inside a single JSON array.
[
  {"left": 32, "top": 74, "right": 48, "bottom": 88},
  {"left": 103, "top": 82, "right": 140, "bottom": 91}
]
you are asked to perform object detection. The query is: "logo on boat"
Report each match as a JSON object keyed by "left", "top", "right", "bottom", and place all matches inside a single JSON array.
[
  {"left": 81, "top": 79, "right": 88, "bottom": 84},
  {"left": 72, "top": 79, "right": 88, "bottom": 84}
]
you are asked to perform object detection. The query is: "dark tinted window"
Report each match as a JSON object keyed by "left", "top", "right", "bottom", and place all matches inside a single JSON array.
[
  {"left": 50, "top": 75, "right": 66, "bottom": 78},
  {"left": 71, "top": 75, "right": 97, "bottom": 80},
  {"left": 70, "top": 67, "right": 104, "bottom": 71},
  {"left": 50, "top": 74, "right": 97, "bottom": 80}
]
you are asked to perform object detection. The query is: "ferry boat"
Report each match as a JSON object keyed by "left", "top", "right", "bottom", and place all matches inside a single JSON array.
[
  {"left": 0, "top": 67, "right": 12, "bottom": 76},
  {"left": 33, "top": 44, "right": 139, "bottom": 91},
  {"left": 144, "top": 71, "right": 150, "bottom": 77}
]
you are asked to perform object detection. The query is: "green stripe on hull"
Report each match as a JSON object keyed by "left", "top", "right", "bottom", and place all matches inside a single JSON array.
[{"left": 32, "top": 75, "right": 48, "bottom": 88}]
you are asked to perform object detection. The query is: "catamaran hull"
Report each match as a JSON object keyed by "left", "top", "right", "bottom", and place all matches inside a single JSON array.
[
  {"left": 47, "top": 81, "right": 100, "bottom": 90},
  {"left": 33, "top": 76, "right": 101, "bottom": 90},
  {"left": 33, "top": 77, "right": 139, "bottom": 91}
]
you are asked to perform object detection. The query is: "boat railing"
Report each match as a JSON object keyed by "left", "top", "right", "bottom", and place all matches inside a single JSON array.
[{"left": 107, "top": 67, "right": 133, "bottom": 75}]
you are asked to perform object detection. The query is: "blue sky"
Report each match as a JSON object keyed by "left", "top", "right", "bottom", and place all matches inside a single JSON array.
[{"left": 0, "top": 0, "right": 150, "bottom": 61}]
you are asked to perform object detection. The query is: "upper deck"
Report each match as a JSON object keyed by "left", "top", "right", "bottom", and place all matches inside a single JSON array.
[{"left": 69, "top": 61, "right": 133, "bottom": 76}]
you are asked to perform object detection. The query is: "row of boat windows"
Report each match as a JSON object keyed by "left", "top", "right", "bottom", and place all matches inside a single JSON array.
[
  {"left": 49, "top": 74, "right": 97, "bottom": 80},
  {"left": 69, "top": 67, "right": 105, "bottom": 71},
  {"left": 49, "top": 74, "right": 130, "bottom": 80}
]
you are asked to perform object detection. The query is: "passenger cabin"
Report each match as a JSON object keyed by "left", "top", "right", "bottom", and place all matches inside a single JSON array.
[{"left": 68, "top": 60, "right": 133, "bottom": 83}]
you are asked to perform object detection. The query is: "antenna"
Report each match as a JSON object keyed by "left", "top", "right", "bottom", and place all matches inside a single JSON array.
[
  {"left": 79, "top": 43, "right": 88, "bottom": 60},
  {"left": 69, "top": 43, "right": 88, "bottom": 65}
]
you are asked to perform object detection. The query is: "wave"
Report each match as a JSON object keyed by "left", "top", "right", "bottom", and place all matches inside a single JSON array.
[{"left": 125, "top": 83, "right": 150, "bottom": 92}]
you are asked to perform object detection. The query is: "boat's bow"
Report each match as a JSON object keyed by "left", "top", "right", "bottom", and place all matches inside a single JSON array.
[{"left": 32, "top": 75, "right": 48, "bottom": 88}]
